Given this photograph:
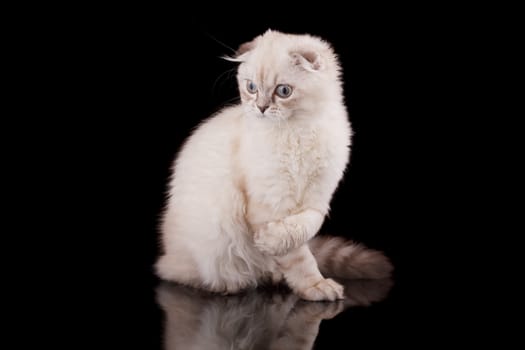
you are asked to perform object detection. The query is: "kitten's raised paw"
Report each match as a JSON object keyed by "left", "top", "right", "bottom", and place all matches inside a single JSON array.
[
  {"left": 254, "top": 221, "right": 290, "bottom": 256},
  {"left": 298, "top": 278, "right": 344, "bottom": 302}
]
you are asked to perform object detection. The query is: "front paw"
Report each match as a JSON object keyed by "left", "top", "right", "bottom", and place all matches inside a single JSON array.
[
  {"left": 254, "top": 221, "right": 290, "bottom": 256},
  {"left": 298, "top": 278, "right": 344, "bottom": 302}
]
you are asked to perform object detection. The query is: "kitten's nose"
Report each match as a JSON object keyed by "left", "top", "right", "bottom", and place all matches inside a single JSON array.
[{"left": 257, "top": 104, "right": 269, "bottom": 113}]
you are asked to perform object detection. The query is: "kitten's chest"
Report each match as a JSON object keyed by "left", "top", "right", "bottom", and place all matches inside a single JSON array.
[
  {"left": 275, "top": 130, "right": 326, "bottom": 180},
  {"left": 242, "top": 126, "right": 330, "bottom": 203}
]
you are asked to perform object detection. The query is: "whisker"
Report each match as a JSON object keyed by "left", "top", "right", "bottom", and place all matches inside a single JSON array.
[
  {"left": 204, "top": 32, "right": 236, "bottom": 54},
  {"left": 212, "top": 67, "right": 238, "bottom": 94},
  {"left": 220, "top": 96, "right": 241, "bottom": 108}
]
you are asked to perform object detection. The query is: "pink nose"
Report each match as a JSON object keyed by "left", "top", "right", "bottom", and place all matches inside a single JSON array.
[{"left": 257, "top": 104, "right": 269, "bottom": 113}]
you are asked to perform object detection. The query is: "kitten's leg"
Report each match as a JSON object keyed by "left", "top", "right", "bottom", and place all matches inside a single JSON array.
[
  {"left": 254, "top": 209, "right": 323, "bottom": 256},
  {"left": 276, "top": 244, "right": 344, "bottom": 301}
]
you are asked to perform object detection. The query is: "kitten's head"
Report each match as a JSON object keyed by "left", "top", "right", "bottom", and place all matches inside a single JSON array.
[{"left": 227, "top": 30, "right": 342, "bottom": 120}]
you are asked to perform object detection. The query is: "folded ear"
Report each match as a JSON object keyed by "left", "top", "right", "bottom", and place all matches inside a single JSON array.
[
  {"left": 236, "top": 39, "right": 256, "bottom": 57},
  {"left": 222, "top": 39, "right": 257, "bottom": 62},
  {"left": 291, "top": 50, "right": 324, "bottom": 72}
]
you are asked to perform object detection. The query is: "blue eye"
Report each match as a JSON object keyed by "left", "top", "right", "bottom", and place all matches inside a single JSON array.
[
  {"left": 246, "top": 80, "right": 257, "bottom": 94},
  {"left": 275, "top": 84, "right": 293, "bottom": 98}
]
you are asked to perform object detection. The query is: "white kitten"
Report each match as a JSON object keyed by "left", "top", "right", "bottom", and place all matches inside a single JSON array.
[{"left": 156, "top": 30, "right": 392, "bottom": 301}]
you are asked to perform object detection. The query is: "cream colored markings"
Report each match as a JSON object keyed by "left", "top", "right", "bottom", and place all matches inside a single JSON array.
[
  {"left": 276, "top": 245, "right": 323, "bottom": 290},
  {"left": 278, "top": 251, "right": 307, "bottom": 271},
  {"left": 257, "top": 65, "right": 266, "bottom": 91}
]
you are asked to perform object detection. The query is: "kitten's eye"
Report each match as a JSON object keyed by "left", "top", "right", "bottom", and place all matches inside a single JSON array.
[
  {"left": 246, "top": 80, "right": 257, "bottom": 94},
  {"left": 275, "top": 84, "right": 293, "bottom": 98}
]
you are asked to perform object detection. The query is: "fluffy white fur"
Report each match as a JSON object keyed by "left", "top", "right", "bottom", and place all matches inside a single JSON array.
[{"left": 156, "top": 30, "right": 392, "bottom": 301}]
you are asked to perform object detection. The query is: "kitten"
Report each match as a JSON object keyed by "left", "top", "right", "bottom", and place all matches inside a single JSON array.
[
  {"left": 156, "top": 30, "right": 392, "bottom": 301},
  {"left": 157, "top": 279, "right": 392, "bottom": 350}
]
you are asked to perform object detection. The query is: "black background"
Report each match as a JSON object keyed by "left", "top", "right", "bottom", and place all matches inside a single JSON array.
[{"left": 29, "top": 8, "right": 473, "bottom": 348}]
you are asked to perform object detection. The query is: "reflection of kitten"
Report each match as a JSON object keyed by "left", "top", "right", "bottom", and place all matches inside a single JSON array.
[
  {"left": 157, "top": 279, "right": 392, "bottom": 350},
  {"left": 156, "top": 30, "right": 393, "bottom": 301}
]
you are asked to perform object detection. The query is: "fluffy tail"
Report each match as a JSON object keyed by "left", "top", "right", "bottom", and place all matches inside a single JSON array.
[{"left": 308, "top": 236, "right": 393, "bottom": 279}]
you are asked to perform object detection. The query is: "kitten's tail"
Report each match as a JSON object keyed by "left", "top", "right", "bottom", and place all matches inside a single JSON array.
[{"left": 308, "top": 236, "right": 393, "bottom": 279}]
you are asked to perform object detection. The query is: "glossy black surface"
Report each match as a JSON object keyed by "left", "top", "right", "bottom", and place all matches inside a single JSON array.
[
  {"left": 37, "top": 9, "right": 458, "bottom": 349},
  {"left": 158, "top": 279, "right": 394, "bottom": 349},
  {"left": 85, "top": 268, "right": 416, "bottom": 349}
]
